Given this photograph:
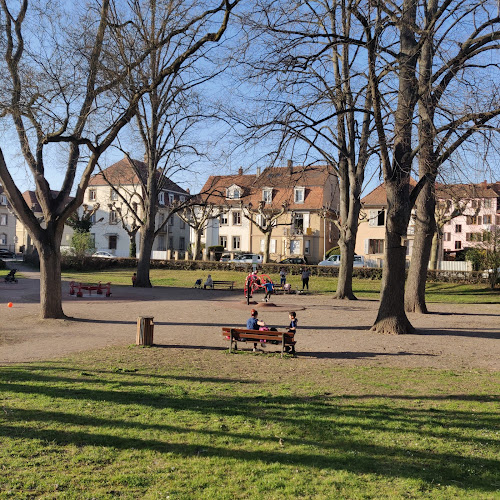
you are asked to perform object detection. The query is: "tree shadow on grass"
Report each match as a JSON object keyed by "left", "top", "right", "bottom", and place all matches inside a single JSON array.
[{"left": 1, "top": 378, "right": 499, "bottom": 492}]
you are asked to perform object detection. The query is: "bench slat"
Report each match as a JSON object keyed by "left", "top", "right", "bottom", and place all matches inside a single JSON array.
[{"left": 222, "top": 327, "right": 295, "bottom": 357}]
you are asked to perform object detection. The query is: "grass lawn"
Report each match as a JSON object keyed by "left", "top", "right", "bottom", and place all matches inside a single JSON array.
[
  {"left": 1, "top": 348, "right": 499, "bottom": 498},
  {"left": 60, "top": 268, "right": 500, "bottom": 304}
]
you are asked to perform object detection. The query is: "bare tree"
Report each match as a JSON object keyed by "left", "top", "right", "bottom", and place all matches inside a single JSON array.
[
  {"left": 404, "top": 0, "right": 500, "bottom": 313},
  {"left": 176, "top": 202, "right": 222, "bottom": 260},
  {"left": 234, "top": 0, "right": 375, "bottom": 298},
  {"left": 241, "top": 200, "right": 288, "bottom": 263},
  {"left": 0, "top": 0, "right": 240, "bottom": 317}
]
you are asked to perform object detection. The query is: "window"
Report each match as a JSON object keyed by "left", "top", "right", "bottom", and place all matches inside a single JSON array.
[
  {"left": 233, "top": 189, "right": 240, "bottom": 199},
  {"left": 484, "top": 199, "right": 492, "bottom": 209},
  {"left": 0, "top": 214, "right": 7, "bottom": 226},
  {"left": 367, "top": 239, "right": 384, "bottom": 254},
  {"left": 263, "top": 189, "right": 272, "bottom": 203},
  {"left": 110, "top": 189, "right": 118, "bottom": 201},
  {"left": 109, "top": 210, "right": 118, "bottom": 224},
  {"left": 89, "top": 213, "right": 96, "bottom": 224},
  {"left": 168, "top": 237, "right": 174, "bottom": 249},
  {"left": 454, "top": 241, "right": 462, "bottom": 250},
  {"left": 471, "top": 199, "right": 480, "bottom": 209},
  {"left": 108, "top": 235, "right": 117, "bottom": 250},
  {"left": 293, "top": 214, "right": 304, "bottom": 234},
  {"left": 220, "top": 235, "right": 227, "bottom": 248},
  {"left": 294, "top": 187, "right": 305, "bottom": 203},
  {"left": 483, "top": 215, "right": 492, "bottom": 224},
  {"left": 88, "top": 189, "right": 96, "bottom": 201},
  {"left": 404, "top": 239, "right": 413, "bottom": 256},
  {"left": 0, "top": 233, "right": 6, "bottom": 245},
  {"left": 158, "top": 192, "right": 165, "bottom": 205},
  {"left": 169, "top": 215, "right": 174, "bottom": 226},
  {"left": 180, "top": 219, "right": 185, "bottom": 229},
  {"left": 169, "top": 194, "right": 174, "bottom": 205},
  {"left": 304, "top": 240, "right": 310, "bottom": 255},
  {"left": 368, "top": 209, "right": 385, "bottom": 227},
  {"left": 290, "top": 240, "right": 301, "bottom": 254},
  {"left": 233, "top": 211, "right": 241, "bottom": 225},
  {"left": 232, "top": 236, "right": 240, "bottom": 250},
  {"left": 443, "top": 232, "right": 451, "bottom": 241},
  {"left": 0, "top": 195, "right": 7, "bottom": 205},
  {"left": 466, "top": 233, "right": 472, "bottom": 241},
  {"left": 157, "top": 235, "right": 166, "bottom": 251},
  {"left": 466, "top": 215, "right": 478, "bottom": 225},
  {"left": 270, "top": 239, "right": 276, "bottom": 253},
  {"left": 180, "top": 195, "right": 185, "bottom": 202},
  {"left": 455, "top": 224, "right": 462, "bottom": 233},
  {"left": 179, "top": 237, "right": 185, "bottom": 251},
  {"left": 496, "top": 215, "right": 500, "bottom": 225},
  {"left": 220, "top": 213, "right": 228, "bottom": 225}
]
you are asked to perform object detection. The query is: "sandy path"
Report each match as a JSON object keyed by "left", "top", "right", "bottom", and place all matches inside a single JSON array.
[{"left": 1, "top": 266, "right": 499, "bottom": 369}]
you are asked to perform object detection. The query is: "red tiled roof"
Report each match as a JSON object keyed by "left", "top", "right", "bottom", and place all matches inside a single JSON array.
[
  {"left": 21, "top": 190, "right": 72, "bottom": 214},
  {"left": 199, "top": 165, "right": 335, "bottom": 210},
  {"left": 89, "top": 157, "right": 188, "bottom": 194}
]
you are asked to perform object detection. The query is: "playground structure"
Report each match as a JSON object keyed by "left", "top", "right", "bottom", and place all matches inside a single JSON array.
[
  {"left": 69, "top": 281, "right": 112, "bottom": 297},
  {"left": 244, "top": 273, "right": 273, "bottom": 304}
]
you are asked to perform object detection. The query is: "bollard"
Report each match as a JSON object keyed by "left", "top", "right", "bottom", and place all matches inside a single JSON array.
[{"left": 136, "top": 316, "right": 154, "bottom": 346}]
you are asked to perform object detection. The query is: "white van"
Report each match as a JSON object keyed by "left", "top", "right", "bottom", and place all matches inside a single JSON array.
[
  {"left": 230, "top": 253, "right": 263, "bottom": 265},
  {"left": 318, "top": 254, "right": 365, "bottom": 267}
]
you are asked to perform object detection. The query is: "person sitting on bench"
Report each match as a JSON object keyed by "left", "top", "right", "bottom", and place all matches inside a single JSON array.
[
  {"left": 246, "top": 308, "right": 266, "bottom": 351},
  {"left": 204, "top": 274, "right": 213, "bottom": 289}
]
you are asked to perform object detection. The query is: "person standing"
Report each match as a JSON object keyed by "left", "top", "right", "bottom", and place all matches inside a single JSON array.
[
  {"left": 279, "top": 267, "right": 287, "bottom": 286},
  {"left": 301, "top": 268, "right": 311, "bottom": 290}
]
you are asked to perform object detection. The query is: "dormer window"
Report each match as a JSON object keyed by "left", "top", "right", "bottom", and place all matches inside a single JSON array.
[
  {"left": 233, "top": 189, "right": 240, "bottom": 199},
  {"left": 294, "top": 187, "right": 305, "bottom": 204},
  {"left": 263, "top": 188, "right": 272, "bottom": 204},
  {"left": 226, "top": 184, "right": 242, "bottom": 200},
  {"left": 158, "top": 192, "right": 165, "bottom": 205}
]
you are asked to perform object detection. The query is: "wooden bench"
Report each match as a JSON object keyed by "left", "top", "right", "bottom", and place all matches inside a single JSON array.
[
  {"left": 222, "top": 327, "right": 296, "bottom": 357},
  {"left": 211, "top": 280, "right": 236, "bottom": 290}
]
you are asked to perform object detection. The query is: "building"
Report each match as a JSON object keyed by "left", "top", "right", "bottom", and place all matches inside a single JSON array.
[
  {"left": 0, "top": 184, "right": 17, "bottom": 252},
  {"left": 356, "top": 180, "right": 500, "bottom": 266},
  {"left": 15, "top": 190, "right": 74, "bottom": 253},
  {"left": 85, "top": 157, "right": 190, "bottom": 257},
  {"left": 199, "top": 163, "right": 340, "bottom": 264},
  {"left": 439, "top": 182, "right": 500, "bottom": 257}
]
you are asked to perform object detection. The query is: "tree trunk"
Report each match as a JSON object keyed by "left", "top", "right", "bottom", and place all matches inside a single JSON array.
[
  {"left": 429, "top": 230, "right": 440, "bottom": 270},
  {"left": 136, "top": 225, "right": 154, "bottom": 287},
  {"left": 37, "top": 228, "right": 65, "bottom": 319},
  {"left": 129, "top": 230, "right": 138, "bottom": 258},
  {"left": 192, "top": 229, "right": 202, "bottom": 260},
  {"left": 335, "top": 236, "right": 357, "bottom": 300},
  {"left": 405, "top": 184, "right": 436, "bottom": 313},
  {"left": 263, "top": 230, "right": 272, "bottom": 263},
  {"left": 372, "top": 225, "right": 415, "bottom": 334}
]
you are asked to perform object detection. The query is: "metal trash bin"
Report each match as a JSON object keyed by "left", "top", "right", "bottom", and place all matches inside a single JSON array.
[{"left": 136, "top": 316, "right": 154, "bottom": 346}]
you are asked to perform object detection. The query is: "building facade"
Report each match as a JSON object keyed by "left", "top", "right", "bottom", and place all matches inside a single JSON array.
[
  {"left": 0, "top": 185, "right": 17, "bottom": 252},
  {"left": 85, "top": 157, "right": 190, "bottom": 258},
  {"left": 199, "top": 163, "right": 340, "bottom": 264}
]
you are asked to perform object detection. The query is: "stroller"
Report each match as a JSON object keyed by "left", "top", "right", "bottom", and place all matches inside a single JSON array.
[
  {"left": 4, "top": 269, "right": 18, "bottom": 283},
  {"left": 193, "top": 278, "right": 202, "bottom": 288}
]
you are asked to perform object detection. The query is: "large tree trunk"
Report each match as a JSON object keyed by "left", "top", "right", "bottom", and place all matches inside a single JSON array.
[
  {"left": 36, "top": 226, "right": 65, "bottom": 319},
  {"left": 129, "top": 230, "right": 138, "bottom": 258},
  {"left": 372, "top": 213, "right": 414, "bottom": 334},
  {"left": 429, "top": 230, "right": 440, "bottom": 270},
  {"left": 405, "top": 184, "right": 436, "bottom": 313},
  {"left": 335, "top": 172, "right": 362, "bottom": 300}
]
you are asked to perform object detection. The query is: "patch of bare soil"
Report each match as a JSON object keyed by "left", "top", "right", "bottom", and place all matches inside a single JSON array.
[{"left": 1, "top": 276, "right": 499, "bottom": 370}]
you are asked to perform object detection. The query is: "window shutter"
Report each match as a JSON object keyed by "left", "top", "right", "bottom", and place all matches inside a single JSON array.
[
  {"left": 270, "top": 239, "right": 276, "bottom": 253},
  {"left": 364, "top": 239, "right": 370, "bottom": 254},
  {"left": 303, "top": 213, "right": 310, "bottom": 230},
  {"left": 368, "top": 210, "right": 377, "bottom": 226}
]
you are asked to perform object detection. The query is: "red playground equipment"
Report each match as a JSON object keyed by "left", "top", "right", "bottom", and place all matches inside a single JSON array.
[
  {"left": 69, "top": 281, "right": 112, "bottom": 297},
  {"left": 244, "top": 272, "right": 273, "bottom": 304}
]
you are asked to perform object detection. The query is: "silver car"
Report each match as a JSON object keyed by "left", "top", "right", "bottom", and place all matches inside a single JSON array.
[{"left": 318, "top": 254, "right": 364, "bottom": 267}]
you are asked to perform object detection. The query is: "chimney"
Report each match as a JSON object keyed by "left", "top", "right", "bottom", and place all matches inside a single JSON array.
[
  {"left": 287, "top": 159, "right": 293, "bottom": 173},
  {"left": 186, "top": 188, "right": 190, "bottom": 194},
  {"left": 256, "top": 167, "right": 261, "bottom": 177},
  {"left": 238, "top": 167, "right": 243, "bottom": 176}
]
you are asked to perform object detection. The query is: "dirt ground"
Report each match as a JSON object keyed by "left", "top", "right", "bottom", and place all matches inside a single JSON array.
[{"left": 0, "top": 265, "right": 499, "bottom": 370}]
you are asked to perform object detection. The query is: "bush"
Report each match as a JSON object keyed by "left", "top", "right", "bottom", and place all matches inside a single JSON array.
[
  {"left": 326, "top": 246, "right": 340, "bottom": 258},
  {"left": 207, "top": 245, "right": 225, "bottom": 261}
]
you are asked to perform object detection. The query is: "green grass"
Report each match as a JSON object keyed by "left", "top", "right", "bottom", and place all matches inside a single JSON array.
[
  {"left": 1, "top": 348, "right": 499, "bottom": 498},
  {"left": 61, "top": 268, "right": 500, "bottom": 304}
]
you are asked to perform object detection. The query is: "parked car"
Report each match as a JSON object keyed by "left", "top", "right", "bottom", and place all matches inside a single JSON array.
[
  {"left": 279, "top": 257, "right": 308, "bottom": 265},
  {"left": 220, "top": 253, "right": 233, "bottom": 262},
  {"left": 92, "top": 251, "right": 115, "bottom": 259},
  {"left": 318, "top": 254, "right": 365, "bottom": 267},
  {"left": 0, "top": 249, "right": 15, "bottom": 258},
  {"left": 230, "top": 253, "right": 263, "bottom": 265}
]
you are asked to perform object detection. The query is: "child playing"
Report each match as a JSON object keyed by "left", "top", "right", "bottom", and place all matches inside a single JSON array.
[
  {"left": 263, "top": 279, "right": 274, "bottom": 302},
  {"left": 246, "top": 308, "right": 267, "bottom": 352}
]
